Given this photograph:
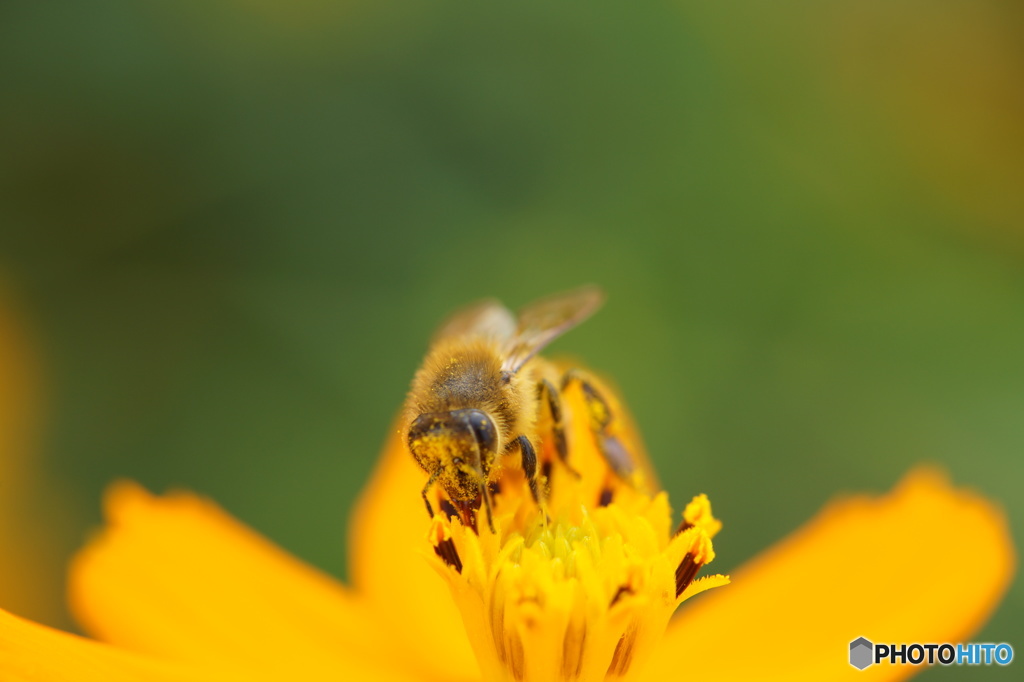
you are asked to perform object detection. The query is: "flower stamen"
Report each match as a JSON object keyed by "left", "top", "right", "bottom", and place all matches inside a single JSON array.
[
  {"left": 673, "top": 529, "right": 714, "bottom": 597},
  {"left": 430, "top": 521, "right": 463, "bottom": 573},
  {"left": 607, "top": 622, "right": 638, "bottom": 678}
]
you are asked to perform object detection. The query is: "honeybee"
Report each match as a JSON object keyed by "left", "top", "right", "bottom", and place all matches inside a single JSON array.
[{"left": 405, "top": 286, "right": 640, "bottom": 531}]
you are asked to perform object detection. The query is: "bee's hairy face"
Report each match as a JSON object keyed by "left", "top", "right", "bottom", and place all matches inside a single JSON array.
[{"left": 408, "top": 409, "right": 498, "bottom": 501}]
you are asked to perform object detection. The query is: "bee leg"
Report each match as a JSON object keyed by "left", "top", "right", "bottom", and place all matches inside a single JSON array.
[
  {"left": 561, "top": 370, "right": 635, "bottom": 481},
  {"left": 537, "top": 378, "right": 581, "bottom": 479},
  {"left": 421, "top": 467, "right": 441, "bottom": 517},
  {"left": 479, "top": 480, "right": 496, "bottom": 534},
  {"left": 512, "top": 434, "right": 544, "bottom": 507}
]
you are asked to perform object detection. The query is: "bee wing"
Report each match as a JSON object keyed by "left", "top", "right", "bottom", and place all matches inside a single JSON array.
[
  {"left": 501, "top": 285, "right": 605, "bottom": 373},
  {"left": 432, "top": 298, "right": 518, "bottom": 343}
]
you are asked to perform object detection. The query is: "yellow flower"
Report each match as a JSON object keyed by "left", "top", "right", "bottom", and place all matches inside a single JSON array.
[{"left": 0, "top": 371, "right": 1014, "bottom": 682}]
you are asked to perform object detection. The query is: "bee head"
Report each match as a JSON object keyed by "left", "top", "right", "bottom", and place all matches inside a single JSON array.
[{"left": 408, "top": 408, "right": 498, "bottom": 501}]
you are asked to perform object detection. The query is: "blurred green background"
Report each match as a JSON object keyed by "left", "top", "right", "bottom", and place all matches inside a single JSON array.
[{"left": 1, "top": 1, "right": 1021, "bottom": 677}]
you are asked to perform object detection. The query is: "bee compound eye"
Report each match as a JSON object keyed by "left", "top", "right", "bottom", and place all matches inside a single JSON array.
[
  {"left": 466, "top": 411, "right": 497, "bottom": 457},
  {"left": 453, "top": 457, "right": 464, "bottom": 466}
]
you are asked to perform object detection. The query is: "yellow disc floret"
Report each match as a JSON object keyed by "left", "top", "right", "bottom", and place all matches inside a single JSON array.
[{"left": 424, "top": 374, "right": 728, "bottom": 682}]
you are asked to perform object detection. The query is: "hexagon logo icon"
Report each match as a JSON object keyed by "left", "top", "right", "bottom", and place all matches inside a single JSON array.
[{"left": 850, "top": 637, "right": 874, "bottom": 670}]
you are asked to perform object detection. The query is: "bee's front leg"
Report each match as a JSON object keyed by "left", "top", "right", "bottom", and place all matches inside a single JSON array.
[
  {"left": 478, "top": 481, "right": 496, "bottom": 534},
  {"left": 561, "top": 369, "right": 635, "bottom": 481},
  {"left": 507, "top": 434, "right": 542, "bottom": 507},
  {"left": 421, "top": 467, "right": 441, "bottom": 517},
  {"left": 477, "top": 452, "right": 497, "bottom": 534}
]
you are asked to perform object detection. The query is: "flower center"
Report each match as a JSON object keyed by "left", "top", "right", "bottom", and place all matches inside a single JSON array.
[{"left": 426, "top": 459, "right": 727, "bottom": 682}]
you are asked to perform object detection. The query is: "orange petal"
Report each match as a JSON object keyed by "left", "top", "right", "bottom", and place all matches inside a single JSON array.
[
  {"left": 0, "top": 285, "right": 67, "bottom": 627},
  {"left": 640, "top": 467, "right": 1015, "bottom": 681},
  {"left": 0, "top": 609, "right": 219, "bottom": 682},
  {"left": 69, "top": 482, "right": 417, "bottom": 682},
  {"left": 348, "top": 429, "right": 480, "bottom": 682}
]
